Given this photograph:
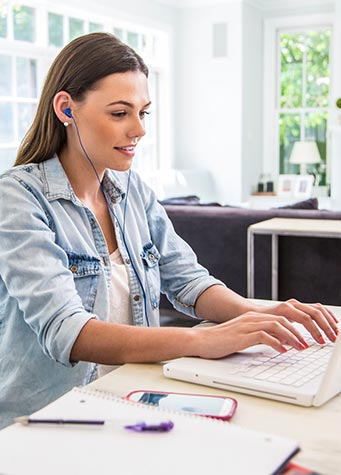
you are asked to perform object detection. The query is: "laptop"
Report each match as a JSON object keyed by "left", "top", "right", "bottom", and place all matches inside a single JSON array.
[{"left": 163, "top": 323, "right": 341, "bottom": 407}]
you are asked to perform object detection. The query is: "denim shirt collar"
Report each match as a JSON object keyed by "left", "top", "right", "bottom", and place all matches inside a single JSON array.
[{"left": 40, "top": 155, "right": 125, "bottom": 205}]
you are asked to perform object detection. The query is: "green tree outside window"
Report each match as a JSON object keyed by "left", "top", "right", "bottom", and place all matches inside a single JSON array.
[
  {"left": 48, "top": 13, "right": 63, "bottom": 47},
  {"left": 69, "top": 17, "right": 84, "bottom": 41},
  {"left": 13, "top": 5, "right": 35, "bottom": 42},
  {"left": 89, "top": 22, "right": 103, "bottom": 33},
  {"left": 0, "top": 2, "right": 7, "bottom": 38}
]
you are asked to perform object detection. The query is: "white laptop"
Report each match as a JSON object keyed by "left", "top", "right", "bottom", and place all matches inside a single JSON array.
[{"left": 163, "top": 323, "right": 341, "bottom": 407}]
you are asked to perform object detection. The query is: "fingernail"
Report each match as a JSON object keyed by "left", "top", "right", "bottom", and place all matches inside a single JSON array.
[
  {"left": 335, "top": 328, "right": 339, "bottom": 335},
  {"left": 298, "top": 343, "right": 306, "bottom": 350},
  {"left": 280, "top": 346, "right": 287, "bottom": 353},
  {"left": 331, "top": 334, "right": 337, "bottom": 342},
  {"left": 318, "top": 336, "right": 326, "bottom": 344},
  {"left": 303, "top": 341, "right": 309, "bottom": 348}
]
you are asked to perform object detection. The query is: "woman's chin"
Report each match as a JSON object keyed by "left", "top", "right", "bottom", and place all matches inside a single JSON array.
[{"left": 108, "top": 163, "right": 132, "bottom": 172}]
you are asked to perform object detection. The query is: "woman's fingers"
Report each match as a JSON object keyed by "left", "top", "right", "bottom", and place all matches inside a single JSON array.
[
  {"left": 289, "top": 300, "right": 339, "bottom": 341},
  {"left": 215, "top": 313, "right": 309, "bottom": 354},
  {"left": 198, "top": 307, "right": 338, "bottom": 360},
  {"left": 264, "top": 299, "right": 339, "bottom": 343},
  {"left": 242, "top": 330, "right": 288, "bottom": 354},
  {"left": 243, "top": 317, "right": 308, "bottom": 351}
]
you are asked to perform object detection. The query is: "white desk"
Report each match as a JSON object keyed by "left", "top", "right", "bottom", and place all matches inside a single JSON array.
[
  {"left": 247, "top": 218, "right": 341, "bottom": 300},
  {"left": 91, "top": 362, "right": 341, "bottom": 475}
]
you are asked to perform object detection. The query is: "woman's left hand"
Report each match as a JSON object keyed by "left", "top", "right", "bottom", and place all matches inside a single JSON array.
[{"left": 257, "top": 298, "right": 339, "bottom": 344}]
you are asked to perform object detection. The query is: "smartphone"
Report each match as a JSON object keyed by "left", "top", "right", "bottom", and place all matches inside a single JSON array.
[{"left": 126, "top": 390, "right": 237, "bottom": 420}]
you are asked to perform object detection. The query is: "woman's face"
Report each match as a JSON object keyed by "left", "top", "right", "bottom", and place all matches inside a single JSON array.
[{"left": 67, "top": 70, "right": 150, "bottom": 173}]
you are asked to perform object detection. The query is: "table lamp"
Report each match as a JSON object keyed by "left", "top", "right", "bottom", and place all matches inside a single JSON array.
[{"left": 289, "top": 140, "right": 321, "bottom": 175}]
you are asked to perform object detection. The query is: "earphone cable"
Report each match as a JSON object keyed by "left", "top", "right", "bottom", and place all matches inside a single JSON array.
[{"left": 70, "top": 115, "right": 150, "bottom": 326}]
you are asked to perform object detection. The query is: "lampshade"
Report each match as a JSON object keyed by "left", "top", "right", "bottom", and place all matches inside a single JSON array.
[
  {"left": 289, "top": 141, "right": 321, "bottom": 175},
  {"left": 289, "top": 141, "right": 321, "bottom": 165}
]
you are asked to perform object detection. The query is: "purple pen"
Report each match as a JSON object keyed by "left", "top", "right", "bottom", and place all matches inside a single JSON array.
[{"left": 125, "top": 420, "right": 174, "bottom": 433}]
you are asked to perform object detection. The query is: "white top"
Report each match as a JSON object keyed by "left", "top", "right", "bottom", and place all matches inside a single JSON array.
[{"left": 97, "top": 248, "right": 132, "bottom": 378}]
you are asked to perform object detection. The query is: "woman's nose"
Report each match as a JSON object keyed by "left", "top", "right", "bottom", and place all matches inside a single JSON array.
[{"left": 128, "top": 117, "right": 146, "bottom": 139}]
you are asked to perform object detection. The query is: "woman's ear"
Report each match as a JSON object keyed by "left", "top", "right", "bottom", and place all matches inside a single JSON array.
[{"left": 53, "top": 92, "right": 73, "bottom": 125}]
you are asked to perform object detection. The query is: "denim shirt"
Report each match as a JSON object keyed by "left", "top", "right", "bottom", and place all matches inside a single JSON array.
[{"left": 0, "top": 156, "right": 222, "bottom": 429}]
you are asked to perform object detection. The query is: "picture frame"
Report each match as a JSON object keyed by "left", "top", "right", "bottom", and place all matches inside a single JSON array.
[
  {"left": 293, "top": 174, "right": 314, "bottom": 199},
  {"left": 277, "top": 175, "right": 295, "bottom": 197}
]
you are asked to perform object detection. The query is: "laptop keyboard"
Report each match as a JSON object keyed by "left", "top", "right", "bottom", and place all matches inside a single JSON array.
[{"left": 227, "top": 339, "right": 333, "bottom": 387}]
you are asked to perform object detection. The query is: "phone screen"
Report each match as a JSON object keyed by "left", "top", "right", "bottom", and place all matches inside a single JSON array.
[{"left": 127, "top": 391, "right": 236, "bottom": 419}]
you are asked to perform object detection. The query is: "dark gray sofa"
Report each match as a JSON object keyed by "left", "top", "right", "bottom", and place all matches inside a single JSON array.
[{"left": 160, "top": 202, "right": 341, "bottom": 325}]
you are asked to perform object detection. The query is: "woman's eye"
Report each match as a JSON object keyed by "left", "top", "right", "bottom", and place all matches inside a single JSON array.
[
  {"left": 140, "top": 110, "right": 151, "bottom": 119},
  {"left": 111, "top": 111, "right": 127, "bottom": 118},
  {"left": 110, "top": 110, "right": 150, "bottom": 119}
]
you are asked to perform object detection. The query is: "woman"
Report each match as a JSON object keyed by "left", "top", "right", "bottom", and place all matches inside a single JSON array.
[{"left": 0, "top": 33, "right": 338, "bottom": 429}]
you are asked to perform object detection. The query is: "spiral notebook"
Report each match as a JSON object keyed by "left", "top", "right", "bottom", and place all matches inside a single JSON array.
[{"left": 0, "top": 387, "right": 299, "bottom": 475}]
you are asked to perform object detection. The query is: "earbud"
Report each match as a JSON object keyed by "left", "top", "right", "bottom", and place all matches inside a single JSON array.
[{"left": 64, "top": 108, "right": 73, "bottom": 118}]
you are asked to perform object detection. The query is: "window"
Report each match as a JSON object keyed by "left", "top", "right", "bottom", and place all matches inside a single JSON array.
[
  {"left": 0, "top": 51, "right": 39, "bottom": 170},
  {"left": 48, "top": 13, "right": 63, "bottom": 47},
  {"left": 263, "top": 14, "right": 333, "bottom": 191},
  {"left": 278, "top": 28, "right": 331, "bottom": 186},
  {"left": 89, "top": 22, "right": 103, "bottom": 33},
  {"left": 0, "top": 1, "right": 170, "bottom": 174},
  {"left": 0, "top": 6, "right": 7, "bottom": 38},
  {"left": 69, "top": 17, "right": 84, "bottom": 41},
  {"left": 13, "top": 5, "right": 35, "bottom": 42}
]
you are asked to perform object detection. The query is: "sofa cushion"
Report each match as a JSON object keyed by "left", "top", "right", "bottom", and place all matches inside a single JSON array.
[
  {"left": 159, "top": 195, "right": 201, "bottom": 205},
  {"left": 275, "top": 198, "right": 319, "bottom": 210}
]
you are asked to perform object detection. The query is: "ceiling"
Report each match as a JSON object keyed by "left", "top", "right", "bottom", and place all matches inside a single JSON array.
[{"left": 155, "top": 0, "right": 333, "bottom": 10}]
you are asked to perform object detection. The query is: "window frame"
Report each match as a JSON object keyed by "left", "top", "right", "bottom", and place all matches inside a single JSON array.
[{"left": 263, "top": 13, "right": 333, "bottom": 185}]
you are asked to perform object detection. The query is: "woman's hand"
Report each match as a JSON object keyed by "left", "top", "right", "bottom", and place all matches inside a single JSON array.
[
  {"left": 194, "top": 287, "right": 339, "bottom": 358},
  {"left": 191, "top": 300, "right": 339, "bottom": 359},
  {"left": 191, "top": 311, "right": 311, "bottom": 359},
  {"left": 255, "top": 298, "right": 339, "bottom": 344}
]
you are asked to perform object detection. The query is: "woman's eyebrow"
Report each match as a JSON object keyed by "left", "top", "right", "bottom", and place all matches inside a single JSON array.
[{"left": 106, "top": 100, "right": 152, "bottom": 108}]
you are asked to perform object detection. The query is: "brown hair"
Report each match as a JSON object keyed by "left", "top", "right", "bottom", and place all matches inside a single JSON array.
[{"left": 15, "top": 32, "right": 148, "bottom": 166}]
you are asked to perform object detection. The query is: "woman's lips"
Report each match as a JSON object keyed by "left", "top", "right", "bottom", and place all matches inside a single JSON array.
[{"left": 114, "top": 145, "right": 136, "bottom": 157}]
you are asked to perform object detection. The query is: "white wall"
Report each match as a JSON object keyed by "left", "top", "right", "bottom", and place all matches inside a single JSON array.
[
  {"left": 173, "top": 1, "right": 263, "bottom": 204},
  {"left": 241, "top": 2, "right": 263, "bottom": 198},
  {"left": 260, "top": 1, "right": 333, "bottom": 19},
  {"left": 174, "top": 2, "right": 243, "bottom": 204}
]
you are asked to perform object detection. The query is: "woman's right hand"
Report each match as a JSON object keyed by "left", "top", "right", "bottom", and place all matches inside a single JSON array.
[{"left": 190, "top": 311, "right": 309, "bottom": 359}]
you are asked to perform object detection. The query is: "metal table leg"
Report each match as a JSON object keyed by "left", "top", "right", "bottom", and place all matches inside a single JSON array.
[
  {"left": 271, "top": 233, "right": 278, "bottom": 301},
  {"left": 247, "top": 229, "right": 254, "bottom": 298}
]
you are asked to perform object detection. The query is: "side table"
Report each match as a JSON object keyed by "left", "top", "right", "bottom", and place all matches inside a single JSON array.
[{"left": 247, "top": 218, "right": 341, "bottom": 300}]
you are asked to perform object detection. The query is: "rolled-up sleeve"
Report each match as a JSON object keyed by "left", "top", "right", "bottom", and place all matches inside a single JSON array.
[{"left": 0, "top": 176, "right": 96, "bottom": 367}]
